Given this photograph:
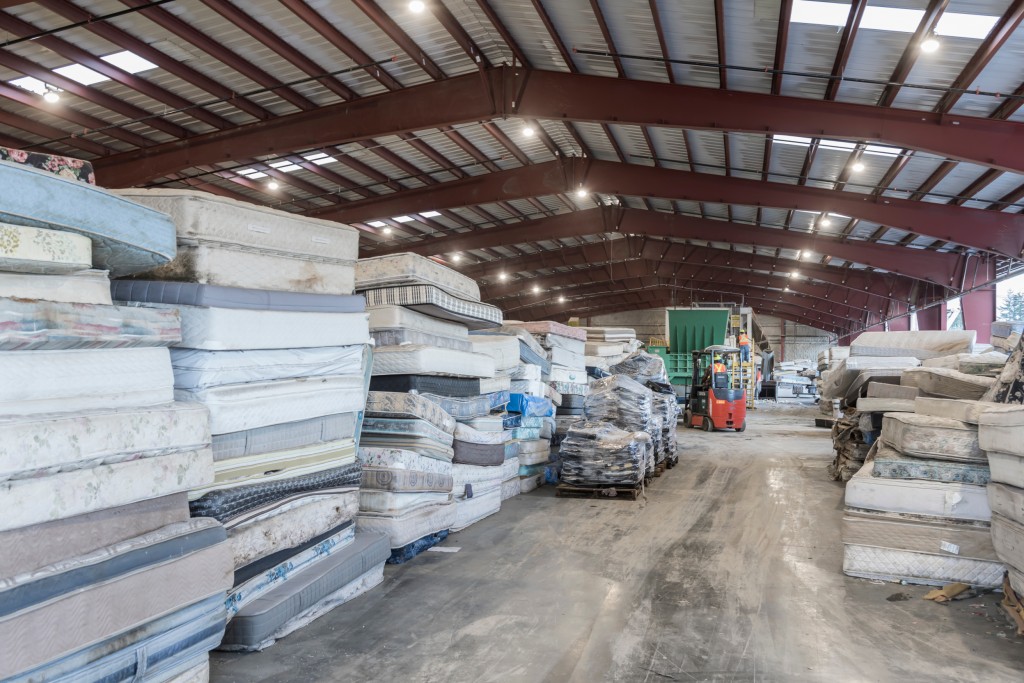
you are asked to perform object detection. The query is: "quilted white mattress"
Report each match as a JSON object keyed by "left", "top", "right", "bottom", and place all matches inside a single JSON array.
[
  {"left": 0, "top": 347, "right": 174, "bottom": 416},
  {"left": 548, "top": 365, "right": 588, "bottom": 383},
  {"left": 452, "top": 489, "right": 501, "bottom": 532},
  {"left": 0, "top": 448, "right": 213, "bottom": 533},
  {"left": 367, "top": 304, "right": 469, "bottom": 339},
  {"left": 371, "top": 345, "right": 495, "bottom": 378},
  {"left": 0, "top": 402, "right": 209, "bottom": 482},
  {"left": 501, "top": 477, "right": 521, "bottom": 500},
  {"left": 150, "top": 303, "right": 370, "bottom": 351},
  {"left": 0, "top": 223, "right": 92, "bottom": 274},
  {"left": 988, "top": 451, "right": 1024, "bottom": 488},
  {"left": 842, "top": 544, "right": 1004, "bottom": 587},
  {"left": 357, "top": 447, "right": 454, "bottom": 476},
  {"left": 501, "top": 456, "right": 521, "bottom": 481},
  {"left": 364, "top": 391, "right": 456, "bottom": 434},
  {"left": 358, "top": 490, "right": 452, "bottom": 515},
  {"left": 845, "top": 461, "right": 991, "bottom": 521},
  {"left": 363, "top": 286, "right": 501, "bottom": 329},
  {"left": 454, "top": 422, "right": 510, "bottom": 445},
  {"left": 842, "top": 510, "right": 997, "bottom": 561},
  {"left": 470, "top": 335, "right": 521, "bottom": 371},
  {"left": 175, "top": 374, "right": 365, "bottom": 435},
  {"left": 978, "top": 406, "right": 1024, "bottom": 457},
  {"left": 356, "top": 501, "right": 456, "bottom": 548},
  {"left": 505, "top": 321, "right": 586, "bottom": 341},
  {"left": 0, "top": 269, "right": 112, "bottom": 305},
  {"left": 356, "top": 253, "right": 480, "bottom": 300},
  {"left": 209, "top": 439, "right": 355, "bottom": 488},
  {"left": 171, "top": 345, "right": 365, "bottom": 390},
  {"left": 452, "top": 463, "right": 504, "bottom": 492}
]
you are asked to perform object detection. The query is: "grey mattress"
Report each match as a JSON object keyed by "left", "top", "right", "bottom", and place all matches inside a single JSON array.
[
  {"left": 212, "top": 413, "right": 358, "bottom": 462},
  {"left": 369, "top": 374, "right": 505, "bottom": 398},
  {"left": 221, "top": 531, "right": 389, "bottom": 649},
  {"left": 111, "top": 280, "right": 365, "bottom": 313},
  {"left": 871, "top": 441, "right": 990, "bottom": 485},
  {"left": 189, "top": 463, "right": 363, "bottom": 523},
  {"left": 234, "top": 520, "right": 353, "bottom": 586},
  {"left": 370, "top": 328, "right": 472, "bottom": 352},
  {"left": 453, "top": 441, "right": 507, "bottom": 467},
  {"left": 7, "top": 594, "right": 224, "bottom": 683}
]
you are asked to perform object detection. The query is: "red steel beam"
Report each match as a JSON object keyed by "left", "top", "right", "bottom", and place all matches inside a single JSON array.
[
  {"left": 320, "top": 157, "right": 1024, "bottom": 258},
  {"left": 0, "top": 109, "right": 111, "bottom": 157},
  {"left": 825, "top": 0, "right": 868, "bottom": 100},
  {"left": 90, "top": 67, "right": 1024, "bottom": 187},
  {"left": 367, "top": 206, "right": 961, "bottom": 286},
  {"left": 878, "top": 0, "right": 949, "bottom": 107},
  {"left": 771, "top": 0, "right": 793, "bottom": 95}
]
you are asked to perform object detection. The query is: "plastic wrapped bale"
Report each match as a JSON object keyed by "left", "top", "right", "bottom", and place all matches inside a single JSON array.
[
  {"left": 649, "top": 414, "right": 664, "bottom": 463},
  {"left": 584, "top": 375, "right": 654, "bottom": 435},
  {"left": 608, "top": 352, "right": 670, "bottom": 385},
  {"left": 558, "top": 421, "right": 648, "bottom": 487}
]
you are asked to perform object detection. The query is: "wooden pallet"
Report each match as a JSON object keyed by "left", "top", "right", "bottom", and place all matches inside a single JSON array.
[
  {"left": 653, "top": 463, "right": 667, "bottom": 477},
  {"left": 814, "top": 417, "right": 836, "bottom": 429},
  {"left": 556, "top": 483, "right": 644, "bottom": 501}
]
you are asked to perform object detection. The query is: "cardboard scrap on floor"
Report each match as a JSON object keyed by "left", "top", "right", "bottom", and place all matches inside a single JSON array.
[{"left": 923, "top": 583, "right": 970, "bottom": 603}]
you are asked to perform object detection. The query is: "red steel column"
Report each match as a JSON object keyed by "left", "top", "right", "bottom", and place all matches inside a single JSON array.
[
  {"left": 961, "top": 286, "right": 998, "bottom": 343},
  {"left": 916, "top": 304, "right": 947, "bottom": 331},
  {"left": 887, "top": 315, "right": 911, "bottom": 331}
]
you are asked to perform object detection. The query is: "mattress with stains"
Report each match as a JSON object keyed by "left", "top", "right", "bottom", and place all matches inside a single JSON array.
[
  {"left": 171, "top": 345, "right": 366, "bottom": 390},
  {"left": 211, "top": 413, "right": 358, "bottom": 462},
  {"left": 0, "top": 223, "right": 92, "bottom": 274},
  {"left": 880, "top": 413, "right": 983, "bottom": 462},
  {"left": 356, "top": 501, "right": 456, "bottom": 549},
  {"left": 356, "top": 253, "right": 480, "bottom": 300}
]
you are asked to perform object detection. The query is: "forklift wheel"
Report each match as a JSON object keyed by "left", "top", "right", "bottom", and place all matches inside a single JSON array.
[
  {"left": 737, "top": 421, "right": 746, "bottom": 433},
  {"left": 683, "top": 410, "right": 693, "bottom": 429},
  {"left": 702, "top": 417, "right": 713, "bottom": 432}
]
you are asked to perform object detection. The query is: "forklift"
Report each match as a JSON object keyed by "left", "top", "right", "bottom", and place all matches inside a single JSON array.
[{"left": 683, "top": 345, "right": 747, "bottom": 432}]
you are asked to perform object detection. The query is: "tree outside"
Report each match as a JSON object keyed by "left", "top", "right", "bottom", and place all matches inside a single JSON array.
[{"left": 999, "top": 289, "right": 1024, "bottom": 322}]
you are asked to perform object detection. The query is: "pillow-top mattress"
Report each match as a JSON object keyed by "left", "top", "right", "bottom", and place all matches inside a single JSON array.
[
  {"left": 978, "top": 406, "right": 1024, "bottom": 457},
  {"left": 0, "top": 402, "right": 209, "bottom": 482},
  {"left": 171, "top": 345, "right": 366, "bottom": 390},
  {"left": 112, "top": 280, "right": 365, "bottom": 313},
  {"left": 0, "top": 297, "right": 181, "bottom": 351},
  {"left": 870, "top": 441, "right": 989, "bottom": 485},
  {"left": 900, "top": 367, "right": 995, "bottom": 401},
  {"left": 988, "top": 482, "right": 1024, "bottom": 525},
  {"left": 359, "top": 490, "right": 452, "bottom": 515},
  {"left": 356, "top": 253, "right": 480, "bottom": 300},
  {"left": 881, "top": 413, "right": 983, "bottom": 462},
  {"left": 176, "top": 374, "right": 366, "bottom": 435},
  {"left": 209, "top": 439, "right": 356, "bottom": 488},
  {"left": 368, "top": 304, "right": 469, "bottom": 338},
  {"left": 0, "top": 223, "right": 92, "bottom": 274},
  {"left": 212, "top": 413, "right": 357, "bottom": 462},
  {"left": 845, "top": 461, "right": 990, "bottom": 521},
  {"left": 363, "top": 285, "right": 502, "bottom": 329},
  {"left": 469, "top": 334, "right": 521, "bottom": 371},
  {"left": 357, "top": 501, "right": 456, "bottom": 548},
  {"left": 451, "top": 489, "right": 501, "bottom": 532},
  {"left": 370, "top": 327, "right": 472, "bottom": 351},
  {"left": 365, "top": 391, "right": 457, "bottom": 434},
  {"left": 418, "top": 391, "right": 508, "bottom": 419},
  {"left": 0, "top": 347, "right": 174, "bottom": 416},
  {"left": 369, "top": 374, "right": 510, "bottom": 397},
  {"left": 0, "top": 160, "right": 177, "bottom": 276},
  {"left": 504, "top": 320, "right": 586, "bottom": 341},
  {"left": 371, "top": 344, "right": 496, "bottom": 378},
  {"left": 0, "top": 268, "right": 112, "bottom": 305},
  {"left": 988, "top": 451, "right": 1024, "bottom": 488}
]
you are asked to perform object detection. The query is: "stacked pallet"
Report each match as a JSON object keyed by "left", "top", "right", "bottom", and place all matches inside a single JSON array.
[
  {"left": 359, "top": 254, "right": 508, "bottom": 540},
  {"left": 113, "top": 189, "right": 384, "bottom": 653},
  {"left": 0, "top": 158, "right": 232, "bottom": 679}
]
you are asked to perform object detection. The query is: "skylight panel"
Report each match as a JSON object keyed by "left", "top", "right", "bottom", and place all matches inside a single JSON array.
[
  {"left": 9, "top": 76, "right": 49, "bottom": 95},
  {"left": 303, "top": 153, "right": 328, "bottom": 161},
  {"left": 791, "top": 1, "right": 851, "bottom": 28},
  {"left": 237, "top": 168, "right": 268, "bottom": 179},
  {"left": 53, "top": 63, "right": 108, "bottom": 86},
  {"left": 420, "top": 211, "right": 442, "bottom": 218},
  {"left": 819, "top": 139, "right": 857, "bottom": 151},
  {"left": 393, "top": 215, "right": 415, "bottom": 223},
  {"left": 268, "top": 160, "right": 301, "bottom": 172},
  {"left": 367, "top": 221, "right": 387, "bottom": 228},
  {"left": 859, "top": 6, "right": 925, "bottom": 33},
  {"left": 774, "top": 134, "right": 813, "bottom": 147},
  {"left": 101, "top": 51, "right": 157, "bottom": 74},
  {"left": 310, "top": 156, "right": 336, "bottom": 165},
  {"left": 935, "top": 13, "right": 999, "bottom": 40},
  {"left": 864, "top": 144, "right": 902, "bottom": 157}
]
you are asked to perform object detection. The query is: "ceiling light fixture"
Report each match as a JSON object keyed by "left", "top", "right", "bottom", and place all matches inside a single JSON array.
[
  {"left": 452, "top": 254, "right": 462, "bottom": 263},
  {"left": 576, "top": 188, "right": 587, "bottom": 199},
  {"left": 920, "top": 37, "right": 940, "bottom": 53},
  {"left": 532, "top": 285, "right": 540, "bottom": 293},
  {"left": 851, "top": 162, "right": 865, "bottom": 172},
  {"left": 558, "top": 296, "right": 565, "bottom": 303},
  {"left": 266, "top": 180, "right": 279, "bottom": 190},
  {"left": 523, "top": 125, "right": 535, "bottom": 137},
  {"left": 820, "top": 217, "right": 832, "bottom": 227},
  {"left": 382, "top": 227, "right": 392, "bottom": 235},
  {"left": 43, "top": 90, "right": 60, "bottom": 103},
  {"left": 498, "top": 272, "right": 507, "bottom": 281},
  {"left": 409, "top": 0, "right": 425, "bottom": 12}
]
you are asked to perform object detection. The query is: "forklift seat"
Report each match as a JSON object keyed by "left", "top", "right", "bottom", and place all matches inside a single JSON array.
[{"left": 712, "top": 372, "right": 728, "bottom": 389}]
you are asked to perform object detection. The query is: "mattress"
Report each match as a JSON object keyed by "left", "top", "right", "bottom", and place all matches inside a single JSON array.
[
  {"left": 919, "top": 398, "right": 1020, "bottom": 427},
  {"left": 454, "top": 422, "right": 508, "bottom": 445},
  {"left": 0, "top": 222, "right": 92, "bottom": 274},
  {"left": 362, "top": 417, "right": 455, "bottom": 447},
  {"left": 371, "top": 344, "right": 495, "bottom": 378},
  {"left": 171, "top": 345, "right": 366, "bottom": 390},
  {"left": 367, "top": 303, "right": 469, "bottom": 337},
  {"left": 0, "top": 297, "right": 181, "bottom": 351},
  {"left": 419, "top": 391, "right": 510, "bottom": 419},
  {"left": 988, "top": 452, "right": 1024, "bottom": 488},
  {"left": 901, "top": 367, "right": 995, "bottom": 400},
  {"left": 585, "top": 341, "right": 626, "bottom": 357},
  {"left": 469, "top": 334, "right": 521, "bottom": 371},
  {"left": 505, "top": 320, "right": 586, "bottom": 341},
  {"left": 363, "top": 285, "right": 502, "bottom": 329},
  {"left": 842, "top": 509, "right": 996, "bottom": 560},
  {"left": 0, "top": 494, "right": 188, "bottom": 579},
  {"left": 356, "top": 253, "right": 480, "bottom": 300},
  {"left": 0, "top": 146, "right": 95, "bottom": 183},
  {"left": 550, "top": 380, "right": 589, "bottom": 396},
  {"left": 387, "top": 530, "right": 449, "bottom": 565},
  {"left": 176, "top": 374, "right": 365, "bottom": 435},
  {"left": 987, "top": 483, "right": 1024, "bottom": 526},
  {"left": 518, "top": 449, "right": 553, "bottom": 467},
  {"left": 507, "top": 363, "right": 542, "bottom": 381},
  {"left": 0, "top": 268, "right": 112, "bottom": 305},
  {"left": 357, "top": 501, "right": 457, "bottom": 548},
  {"left": 210, "top": 439, "right": 356, "bottom": 487},
  {"left": 453, "top": 441, "right": 506, "bottom": 467},
  {"left": 191, "top": 453, "right": 359, "bottom": 506},
  {"left": 1, "top": 448, "right": 212, "bottom": 533},
  {"left": 503, "top": 413, "right": 523, "bottom": 429},
  {"left": 0, "top": 159, "right": 177, "bottom": 276},
  {"left": 582, "top": 326, "right": 635, "bottom": 341},
  {"left": 359, "top": 490, "right": 452, "bottom": 515},
  {"left": 7, "top": 596, "right": 223, "bottom": 683},
  {"left": 511, "top": 379, "right": 547, "bottom": 396},
  {"left": 212, "top": 413, "right": 357, "bottom": 462},
  {"left": 359, "top": 436, "right": 454, "bottom": 463},
  {"left": 992, "top": 514, "right": 1024, "bottom": 572},
  {"left": 871, "top": 442, "right": 989, "bottom": 485},
  {"left": 226, "top": 491, "right": 360, "bottom": 569},
  {"left": 452, "top": 463, "right": 504, "bottom": 491},
  {"left": 501, "top": 456, "right": 522, "bottom": 482},
  {"left": 362, "top": 467, "right": 454, "bottom": 493},
  {"left": 161, "top": 657, "right": 211, "bottom": 683},
  {"left": 548, "top": 364, "right": 588, "bottom": 383},
  {"left": 370, "top": 327, "right": 472, "bottom": 351},
  {"left": 504, "top": 440, "right": 521, "bottom": 459},
  {"left": 112, "top": 280, "right": 365, "bottom": 313},
  {"left": 365, "top": 391, "right": 456, "bottom": 434},
  {"left": 220, "top": 531, "right": 389, "bottom": 652},
  {"left": 227, "top": 525, "right": 355, "bottom": 617},
  {"left": 357, "top": 447, "right": 454, "bottom": 477},
  {"left": 881, "top": 413, "right": 983, "bottom": 462},
  {"left": 978, "top": 406, "right": 1024, "bottom": 457},
  {"left": 0, "top": 525, "right": 231, "bottom": 679},
  {"left": 854, "top": 397, "right": 915, "bottom": 413},
  {"left": 507, "top": 393, "right": 554, "bottom": 416},
  {"left": 845, "top": 461, "right": 991, "bottom": 522},
  {"left": 842, "top": 544, "right": 1003, "bottom": 587},
  {"left": 544, "top": 336, "right": 587, "bottom": 355},
  {"left": 560, "top": 393, "right": 586, "bottom": 410},
  {"left": 851, "top": 330, "right": 976, "bottom": 360},
  {"left": 452, "top": 488, "right": 502, "bottom": 532},
  {"left": 369, "top": 373, "right": 510, "bottom": 397},
  {"left": 461, "top": 415, "right": 506, "bottom": 433},
  {"left": 0, "top": 347, "right": 173, "bottom": 416}
]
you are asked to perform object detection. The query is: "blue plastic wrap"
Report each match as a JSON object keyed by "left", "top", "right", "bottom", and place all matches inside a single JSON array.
[
  {"left": 508, "top": 392, "right": 555, "bottom": 417},
  {"left": 387, "top": 530, "right": 450, "bottom": 564}
]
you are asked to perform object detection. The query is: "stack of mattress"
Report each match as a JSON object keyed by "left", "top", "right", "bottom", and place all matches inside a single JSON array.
[
  {"left": 817, "top": 346, "right": 851, "bottom": 416},
  {"left": 991, "top": 320, "right": 1023, "bottom": 353},
  {"left": 0, "top": 158, "right": 233, "bottom": 681},
  {"left": 978, "top": 406, "right": 1024, "bottom": 602},
  {"left": 111, "top": 189, "right": 383, "bottom": 652},
  {"left": 508, "top": 392, "right": 558, "bottom": 493},
  {"left": 504, "top": 320, "right": 589, "bottom": 413},
  {"left": 841, "top": 397, "right": 1005, "bottom": 587},
  {"left": 828, "top": 383, "right": 918, "bottom": 482},
  {"left": 361, "top": 254, "right": 512, "bottom": 536},
  {"left": 582, "top": 326, "right": 640, "bottom": 370}
]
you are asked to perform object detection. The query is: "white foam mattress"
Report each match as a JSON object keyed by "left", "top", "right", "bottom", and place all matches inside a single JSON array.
[
  {"left": 175, "top": 374, "right": 365, "bottom": 435},
  {"left": 158, "top": 304, "right": 370, "bottom": 351},
  {"left": 0, "top": 448, "right": 213, "bottom": 533},
  {"left": 371, "top": 345, "right": 495, "bottom": 378},
  {"left": 367, "top": 304, "right": 469, "bottom": 339},
  {"left": 356, "top": 501, "right": 456, "bottom": 548},
  {"left": 880, "top": 413, "right": 983, "bottom": 462},
  {"left": 978, "top": 406, "right": 1024, "bottom": 457},
  {"left": 171, "top": 345, "right": 365, "bottom": 390},
  {"left": 0, "top": 347, "right": 174, "bottom": 416},
  {"left": 0, "top": 223, "right": 92, "bottom": 274},
  {"left": 845, "top": 461, "right": 991, "bottom": 521},
  {"left": 0, "top": 402, "right": 209, "bottom": 482},
  {"left": 0, "top": 269, "right": 111, "bottom": 305},
  {"left": 356, "top": 253, "right": 480, "bottom": 300},
  {"left": 469, "top": 335, "right": 521, "bottom": 371}
]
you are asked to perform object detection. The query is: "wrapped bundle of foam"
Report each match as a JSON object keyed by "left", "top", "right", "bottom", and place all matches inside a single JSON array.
[
  {"left": 583, "top": 375, "right": 653, "bottom": 434},
  {"left": 608, "top": 352, "right": 669, "bottom": 385},
  {"left": 559, "top": 421, "right": 649, "bottom": 486}
]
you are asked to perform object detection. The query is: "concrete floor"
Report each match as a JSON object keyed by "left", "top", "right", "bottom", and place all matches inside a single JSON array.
[{"left": 211, "top": 402, "right": 1024, "bottom": 682}]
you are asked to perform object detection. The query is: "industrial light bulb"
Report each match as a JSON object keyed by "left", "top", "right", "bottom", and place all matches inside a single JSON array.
[
  {"left": 498, "top": 272, "right": 507, "bottom": 281},
  {"left": 452, "top": 254, "right": 462, "bottom": 263},
  {"left": 409, "top": 0, "right": 425, "bottom": 12},
  {"left": 820, "top": 217, "right": 831, "bottom": 227},
  {"left": 920, "top": 38, "right": 940, "bottom": 53},
  {"left": 851, "top": 162, "right": 865, "bottom": 172},
  {"left": 43, "top": 90, "right": 60, "bottom": 103},
  {"left": 267, "top": 180, "right": 279, "bottom": 190},
  {"left": 558, "top": 296, "right": 565, "bottom": 303},
  {"left": 382, "top": 226, "right": 392, "bottom": 235},
  {"left": 532, "top": 285, "right": 540, "bottom": 293},
  {"left": 523, "top": 125, "right": 535, "bottom": 137},
  {"left": 575, "top": 188, "right": 587, "bottom": 199}
]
